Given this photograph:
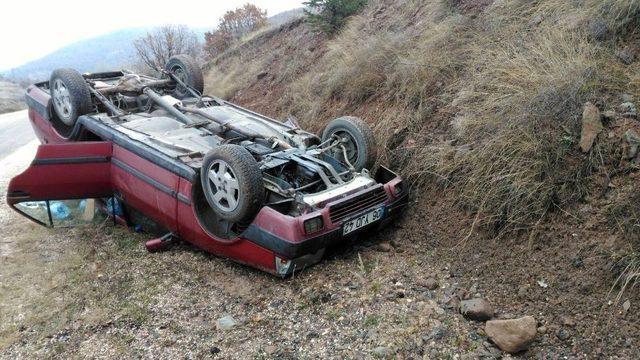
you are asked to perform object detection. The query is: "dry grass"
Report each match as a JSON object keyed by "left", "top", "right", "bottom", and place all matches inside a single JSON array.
[
  {"left": 0, "top": 222, "right": 161, "bottom": 354},
  {"left": 204, "top": 0, "right": 640, "bottom": 289},
  {"left": 607, "top": 191, "right": 640, "bottom": 299},
  {"left": 595, "top": 0, "right": 640, "bottom": 35},
  {"left": 423, "top": 25, "right": 604, "bottom": 233},
  {"left": 285, "top": 0, "right": 608, "bottom": 233},
  {"left": 206, "top": 0, "right": 639, "bottom": 236},
  {"left": 204, "top": 60, "right": 263, "bottom": 99}
]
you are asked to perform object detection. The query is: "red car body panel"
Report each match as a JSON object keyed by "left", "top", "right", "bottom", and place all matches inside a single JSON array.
[
  {"left": 8, "top": 84, "right": 408, "bottom": 276},
  {"left": 8, "top": 142, "right": 113, "bottom": 200}
]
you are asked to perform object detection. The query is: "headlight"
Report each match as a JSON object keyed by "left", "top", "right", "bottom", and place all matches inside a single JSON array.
[
  {"left": 393, "top": 181, "right": 404, "bottom": 196},
  {"left": 303, "top": 216, "right": 324, "bottom": 234}
]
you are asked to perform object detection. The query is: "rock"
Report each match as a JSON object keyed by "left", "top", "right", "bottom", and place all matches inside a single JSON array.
[
  {"left": 556, "top": 329, "right": 571, "bottom": 341},
  {"left": 531, "top": 15, "right": 543, "bottom": 26},
  {"left": 428, "top": 326, "right": 449, "bottom": 341},
  {"left": 459, "top": 298, "right": 494, "bottom": 321},
  {"left": 622, "top": 94, "right": 634, "bottom": 103},
  {"left": 256, "top": 71, "right": 268, "bottom": 80},
  {"left": 375, "top": 242, "right": 393, "bottom": 252},
  {"left": 570, "top": 256, "right": 584, "bottom": 268},
  {"left": 455, "top": 144, "right": 473, "bottom": 157},
  {"left": 210, "top": 346, "right": 221, "bottom": 355},
  {"left": 617, "top": 49, "right": 635, "bottom": 65},
  {"left": 559, "top": 315, "right": 576, "bottom": 327},
  {"left": 579, "top": 102, "right": 603, "bottom": 152},
  {"left": 371, "top": 346, "right": 393, "bottom": 358},
  {"left": 487, "top": 344, "right": 502, "bottom": 357},
  {"left": 537, "top": 326, "right": 547, "bottom": 334},
  {"left": 625, "top": 129, "right": 640, "bottom": 159},
  {"left": 449, "top": 268, "right": 464, "bottom": 278},
  {"left": 517, "top": 285, "right": 529, "bottom": 299},
  {"left": 602, "top": 110, "right": 617, "bottom": 121},
  {"left": 588, "top": 20, "right": 608, "bottom": 41},
  {"left": 265, "top": 345, "right": 278, "bottom": 355},
  {"left": 420, "top": 277, "right": 439, "bottom": 290},
  {"left": 469, "top": 283, "right": 478, "bottom": 294},
  {"left": 485, "top": 316, "right": 537, "bottom": 353},
  {"left": 620, "top": 102, "right": 637, "bottom": 114},
  {"left": 216, "top": 315, "right": 237, "bottom": 330}
]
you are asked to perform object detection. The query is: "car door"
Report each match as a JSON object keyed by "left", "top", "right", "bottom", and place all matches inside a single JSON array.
[{"left": 7, "top": 142, "right": 113, "bottom": 226}]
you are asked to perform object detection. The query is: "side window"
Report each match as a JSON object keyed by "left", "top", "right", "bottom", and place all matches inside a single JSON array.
[
  {"left": 14, "top": 201, "right": 51, "bottom": 226},
  {"left": 13, "top": 198, "right": 116, "bottom": 227}
]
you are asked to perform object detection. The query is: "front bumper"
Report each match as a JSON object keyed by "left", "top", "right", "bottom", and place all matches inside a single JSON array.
[{"left": 243, "top": 190, "right": 409, "bottom": 260}]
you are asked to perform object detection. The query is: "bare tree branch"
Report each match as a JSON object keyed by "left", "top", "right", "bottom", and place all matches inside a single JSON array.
[{"left": 134, "top": 25, "right": 201, "bottom": 72}]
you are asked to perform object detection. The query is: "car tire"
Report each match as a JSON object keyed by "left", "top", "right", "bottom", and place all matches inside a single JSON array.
[
  {"left": 200, "top": 145, "right": 265, "bottom": 223},
  {"left": 49, "top": 69, "right": 92, "bottom": 127},
  {"left": 322, "top": 116, "right": 377, "bottom": 171},
  {"left": 164, "top": 54, "right": 204, "bottom": 99}
]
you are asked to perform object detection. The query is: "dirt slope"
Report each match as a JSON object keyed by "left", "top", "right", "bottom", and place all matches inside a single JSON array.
[{"left": 202, "top": 0, "right": 640, "bottom": 357}]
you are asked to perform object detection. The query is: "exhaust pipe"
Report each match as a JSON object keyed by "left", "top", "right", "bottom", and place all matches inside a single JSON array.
[{"left": 142, "top": 87, "right": 196, "bottom": 126}]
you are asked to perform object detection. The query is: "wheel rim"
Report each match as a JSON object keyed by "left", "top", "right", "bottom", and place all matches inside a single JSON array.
[
  {"left": 331, "top": 130, "right": 359, "bottom": 165},
  {"left": 206, "top": 160, "right": 240, "bottom": 212},
  {"left": 52, "top": 79, "right": 73, "bottom": 125},
  {"left": 171, "top": 66, "right": 187, "bottom": 95}
]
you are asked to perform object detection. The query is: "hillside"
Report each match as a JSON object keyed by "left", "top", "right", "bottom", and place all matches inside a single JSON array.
[
  {"left": 2, "top": 28, "right": 154, "bottom": 83},
  {"left": 203, "top": 0, "right": 640, "bottom": 356},
  {"left": 0, "top": 79, "right": 25, "bottom": 114}
]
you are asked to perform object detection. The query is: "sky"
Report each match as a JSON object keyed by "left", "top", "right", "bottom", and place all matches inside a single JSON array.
[{"left": 0, "top": 0, "right": 304, "bottom": 71}]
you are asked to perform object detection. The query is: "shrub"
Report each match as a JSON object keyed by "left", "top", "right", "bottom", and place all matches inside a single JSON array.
[
  {"left": 304, "top": 0, "right": 368, "bottom": 34},
  {"left": 204, "top": 4, "right": 268, "bottom": 57}
]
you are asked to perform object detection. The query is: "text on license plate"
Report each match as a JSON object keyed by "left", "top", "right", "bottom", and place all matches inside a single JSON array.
[{"left": 343, "top": 207, "right": 384, "bottom": 235}]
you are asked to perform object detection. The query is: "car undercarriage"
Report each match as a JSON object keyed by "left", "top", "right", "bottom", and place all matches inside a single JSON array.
[{"left": 9, "top": 54, "right": 407, "bottom": 275}]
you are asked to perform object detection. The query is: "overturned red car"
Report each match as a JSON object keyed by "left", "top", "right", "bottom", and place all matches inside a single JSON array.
[{"left": 7, "top": 55, "right": 408, "bottom": 276}]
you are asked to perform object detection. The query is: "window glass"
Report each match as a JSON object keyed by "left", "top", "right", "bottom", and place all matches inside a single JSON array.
[
  {"left": 51, "top": 199, "right": 107, "bottom": 227},
  {"left": 14, "top": 201, "right": 51, "bottom": 226},
  {"left": 14, "top": 198, "right": 113, "bottom": 227}
]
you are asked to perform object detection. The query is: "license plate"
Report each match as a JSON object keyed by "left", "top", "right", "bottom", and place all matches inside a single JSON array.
[{"left": 342, "top": 207, "right": 384, "bottom": 235}]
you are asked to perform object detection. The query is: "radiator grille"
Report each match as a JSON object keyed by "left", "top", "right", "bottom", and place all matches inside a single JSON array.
[{"left": 329, "top": 186, "right": 387, "bottom": 223}]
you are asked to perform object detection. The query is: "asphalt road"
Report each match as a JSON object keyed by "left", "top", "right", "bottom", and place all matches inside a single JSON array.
[{"left": 0, "top": 110, "right": 35, "bottom": 161}]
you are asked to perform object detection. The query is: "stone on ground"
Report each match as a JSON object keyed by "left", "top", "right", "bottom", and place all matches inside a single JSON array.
[
  {"left": 579, "top": 102, "right": 603, "bottom": 153},
  {"left": 459, "top": 298, "right": 494, "bottom": 321},
  {"left": 217, "top": 315, "right": 237, "bottom": 330},
  {"left": 485, "top": 316, "right": 537, "bottom": 354}
]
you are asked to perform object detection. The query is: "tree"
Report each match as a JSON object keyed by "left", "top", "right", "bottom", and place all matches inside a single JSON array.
[
  {"left": 304, "top": 0, "right": 368, "bottom": 34},
  {"left": 204, "top": 31, "right": 234, "bottom": 58},
  {"left": 204, "top": 3, "right": 268, "bottom": 57},
  {"left": 134, "top": 25, "right": 201, "bottom": 71}
]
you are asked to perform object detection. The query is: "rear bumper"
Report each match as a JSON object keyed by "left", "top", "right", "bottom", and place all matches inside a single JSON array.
[{"left": 243, "top": 190, "right": 409, "bottom": 260}]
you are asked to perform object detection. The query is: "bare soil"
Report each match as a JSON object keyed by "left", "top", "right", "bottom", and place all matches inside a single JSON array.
[{"left": 1, "top": 137, "right": 638, "bottom": 359}]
